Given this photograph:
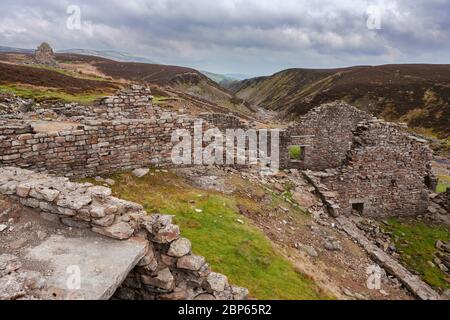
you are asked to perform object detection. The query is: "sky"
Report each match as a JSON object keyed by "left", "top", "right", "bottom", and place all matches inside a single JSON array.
[{"left": 0, "top": 0, "right": 449, "bottom": 76}]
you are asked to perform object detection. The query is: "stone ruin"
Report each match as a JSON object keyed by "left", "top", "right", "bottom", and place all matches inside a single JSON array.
[
  {"left": 34, "top": 42, "right": 57, "bottom": 66},
  {"left": 280, "top": 102, "right": 437, "bottom": 218},
  {"left": 0, "top": 167, "right": 248, "bottom": 300},
  {"left": 0, "top": 90, "right": 440, "bottom": 218},
  {"left": 0, "top": 84, "right": 446, "bottom": 300}
]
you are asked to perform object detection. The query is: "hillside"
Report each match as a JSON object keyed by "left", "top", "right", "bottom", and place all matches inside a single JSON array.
[
  {"left": 230, "top": 65, "right": 450, "bottom": 138},
  {"left": 55, "top": 53, "right": 253, "bottom": 115},
  {"left": 0, "top": 51, "right": 253, "bottom": 116}
]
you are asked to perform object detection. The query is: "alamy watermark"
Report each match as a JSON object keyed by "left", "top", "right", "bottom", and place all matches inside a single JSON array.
[
  {"left": 366, "top": 264, "right": 382, "bottom": 290},
  {"left": 66, "top": 5, "right": 82, "bottom": 30},
  {"left": 66, "top": 265, "right": 81, "bottom": 290},
  {"left": 366, "top": 4, "right": 382, "bottom": 30},
  {"left": 171, "top": 120, "right": 280, "bottom": 174}
]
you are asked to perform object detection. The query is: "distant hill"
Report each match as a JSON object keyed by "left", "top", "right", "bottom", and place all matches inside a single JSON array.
[
  {"left": 230, "top": 65, "right": 450, "bottom": 138},
  {"left": 224, "top": 73, "right": 254, "bottom": 81},
  {"left": 0, "top": 46, "right": 33, "bottom": 54},
  {"left": 58, "top": 49, "right": 156, "bottom": 64},
  {"left": 201, "top": 71, "right": 239, "bottom": 87},
  {"left": 0, "top": 50, "right": 253, "bottom": 116}
]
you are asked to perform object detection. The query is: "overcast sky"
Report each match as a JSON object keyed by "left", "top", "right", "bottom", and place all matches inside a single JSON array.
[{"left": 0, "top": 0, "right": 449, "bottom": 75}]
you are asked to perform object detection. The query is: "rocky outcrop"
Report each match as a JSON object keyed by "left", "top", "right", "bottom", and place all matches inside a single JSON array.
[
  {"left": 0, "top": 167, "right": 248, "bottom": 300},
  {"left": 35, "top": 42, "right": 57, "bottom": 66}
]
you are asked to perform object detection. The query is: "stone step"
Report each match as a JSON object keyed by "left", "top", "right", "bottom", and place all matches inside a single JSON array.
[{"left": 24, "top": 234, "right": 147, "bottom": 300}]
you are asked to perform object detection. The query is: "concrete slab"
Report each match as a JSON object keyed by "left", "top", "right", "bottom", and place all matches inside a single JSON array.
[
  {"left": 0, "top": 195, "right": 147, "bottom": 300},
  {"left": 25, "top": 235, "right": 147, "bottom": 300}
]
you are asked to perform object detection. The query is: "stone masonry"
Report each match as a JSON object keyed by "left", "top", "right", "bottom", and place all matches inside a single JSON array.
[
  {"left": 281, "top": 101, "right": 372, "bottom": 170},
  {"left": 0, "top": 167, "right": 248, "bottom": 300},
  {"left": 304, "top": 119, "right": 434, "bottom": 217},
  {"left": 0, "top": 86, "right": 215, "bottom": 178}
]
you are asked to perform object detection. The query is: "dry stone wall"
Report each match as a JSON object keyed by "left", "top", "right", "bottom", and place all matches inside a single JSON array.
[
  {"left": 282, "top": 102, "right": 372, "bottom": 170},
  {"left": 305, "top": 119, "right": 433, "bottom": 217},
  {"left": 0, "top": 87, "right": 215, "bottom": 178},
  {"left": 0, "top": 167, "right": 248, "bottom": 300}
]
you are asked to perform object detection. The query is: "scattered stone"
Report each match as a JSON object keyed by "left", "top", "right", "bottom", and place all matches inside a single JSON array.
[
  {"left": 324, "top": 240, "right": 342, "bottom": 251},
  {"left": 105, "top": 179, "right": 116, "bottom": 186},
  {"left": 299, "top": 244, "right": 318, "bottom": 257},
  {"left": 0, "top": 224, "right": 7, "bottom": 232},
  {"left": 132, "top": 168, "right": 149, "bottom": 178}
]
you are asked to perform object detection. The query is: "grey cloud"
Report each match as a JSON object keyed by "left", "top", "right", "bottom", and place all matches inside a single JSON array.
[{"left": 0, "top": 0, "right": 448, "bottom": 75}]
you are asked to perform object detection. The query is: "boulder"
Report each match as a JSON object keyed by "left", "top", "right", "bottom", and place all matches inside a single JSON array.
[
  {"left": 92, "top": 222, "right": 134, "bottom": 240},
  {"left": 168, "top": 238, "right": 191, "bottom": 257},
  {"left": 132, "top": 168, "right": 150, "bottom": 178},
  {"left": 206, "top": 272, "right": 228, "bottom": 292},
  {"left": 177, "top": 254, "right": 206, "bottom": 271}
]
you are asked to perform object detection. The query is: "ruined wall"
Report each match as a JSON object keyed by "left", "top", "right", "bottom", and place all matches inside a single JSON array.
[
  {"left": 199, "top": 113, "right": 248, "bottom": 130},
  {"left": 0, "top": 85, "right": 220, "bottom": 177},
  {"left": 282, "top": 102, "right": 372, "bottom": 170},
  {"left": 0, "top": 85, "right": 277, "bottom": 177},
  {"left": 0, "top": 167, "right": 248, "bottom": 300},
  {"left": 0, "top": 117, "right": 196, "bottom": 178},
  {"left": 305, "top": 119, "right": 433, "bottom": 217}
]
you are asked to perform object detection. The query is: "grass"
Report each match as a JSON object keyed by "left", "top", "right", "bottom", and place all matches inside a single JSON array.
[
  {"left": 385, "top": 218, "right": 450, "bottom": 290},
  {"left": 0, "top": 84, "right": 112, "bottom": 104},
  {"left": 152, "top": 96, "right": 181, "bottom": 105},
  {"left": 437, "top": 175, "right": 450, "bottom": 193},
  {"left": 288, "top": 145, "right": 303, "bottom": 160},
  {"left": 84, "top": 170, "right": 329, "bottom": 300}
]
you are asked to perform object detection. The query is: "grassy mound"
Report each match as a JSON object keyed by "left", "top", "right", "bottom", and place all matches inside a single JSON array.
[{"left": 85, "top": 170, "right": 330, "bottom": 300}]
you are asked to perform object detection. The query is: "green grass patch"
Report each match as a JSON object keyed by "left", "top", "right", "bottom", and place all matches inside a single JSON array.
[
  {"left": 385, "top": 218, "right": 450, "bottom": 290},
  {"left": 84, "top": 171, "right": 329, "bottom": 300},
  {"left": 437, "top": 176, "right": 450, "bottom": 193},
  {"left": 288, "top": 145, "right": 303, "bottom": 161},
  {"left": 0, "top": 84, "right": 111, "bottom": 104},
  {"left": 152, "top": 96, "right": 181, "bottom": 105}
]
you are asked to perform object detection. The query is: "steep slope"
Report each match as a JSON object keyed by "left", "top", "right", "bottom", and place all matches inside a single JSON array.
[
  {"left": 0, "top": 61, "right": 119, "bottom": 103},
  {"left": 56, "top": 53, "right": 253, "bottom": 116},
  {"left": 0, "top": 51, "right": 253, "bottom": 116},
  {"left": 230, "top": 65, "right": 450, "bottom": 138}
]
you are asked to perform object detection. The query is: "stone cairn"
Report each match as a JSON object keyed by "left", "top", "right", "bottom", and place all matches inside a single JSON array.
[
  {"left": 0, "top": 167, "right": 248, "bottom": 300},
  {"left": 34, "top": 42, "right": 57, "bottom": 66}
]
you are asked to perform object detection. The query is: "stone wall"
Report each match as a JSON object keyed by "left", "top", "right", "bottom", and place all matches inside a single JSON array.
[
  {"left": 282, "top": 102, "right": 372, "bottom": 170},
  {"left": 304, "top": 119, "right": 433, "bottom": 217},
  {"left": 199, "top": 112, "right": 248, "bottom": 130},
  {"left": 0, "top": 167, "right": 248, "bottom": 300},
  {"left": 0, "top": 117, "right": 197, "bottom": 178},
  {"left": 0, "top": 86, "right": 282, "bottom": 177},
  {"left": 0, "top": 86, "right": 219, "bottom": 178}
]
